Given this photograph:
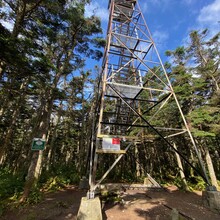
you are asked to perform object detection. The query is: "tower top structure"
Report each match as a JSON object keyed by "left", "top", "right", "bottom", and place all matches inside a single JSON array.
[{"left": 108, "top": 0, "right": 136, "bottom": 9}]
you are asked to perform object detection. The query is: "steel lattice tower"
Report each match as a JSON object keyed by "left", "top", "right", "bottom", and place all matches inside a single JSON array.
[{"left": 88, "top": 0, "right": 210, "bottom": 198}]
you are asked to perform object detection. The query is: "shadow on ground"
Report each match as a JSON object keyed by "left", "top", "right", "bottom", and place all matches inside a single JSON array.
[
  {"left": 1, "top": 186, "right": 220, "bottom": 220},
  {"left": 102, "top": 186, "right": 220, "bottom": 220}
]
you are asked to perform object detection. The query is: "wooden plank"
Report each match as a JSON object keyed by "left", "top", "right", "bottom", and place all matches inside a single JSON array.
[
  {"left": 97, "top": 134, "right": 139, "bottom": 140},
  {"left": 96, "top": 149, "right": 126, "bottom": 154}
]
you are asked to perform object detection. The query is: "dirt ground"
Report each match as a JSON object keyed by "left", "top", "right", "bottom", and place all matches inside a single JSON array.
[{"left": 1, "top": 185, "right": 220, "bottom": 220}]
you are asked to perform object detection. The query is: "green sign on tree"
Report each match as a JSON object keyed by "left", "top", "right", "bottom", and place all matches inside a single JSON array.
[{"left": 32, "top": 138, "right": 46, "bottom": 150}]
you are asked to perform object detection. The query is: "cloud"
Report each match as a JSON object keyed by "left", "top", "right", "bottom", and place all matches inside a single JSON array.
[
  {"left": 198, "top": 0, "right": 220, "bottom": 23},
  {"left": 151, "top": 30, "right": 169, "bottom": 53},
  {"left": 142, "top": 2, "right": 148, "bottom": 13},
  {"left": 152, "top": 30, "right": 169, "bottom": 44},
  {"left": 144, "top": 0, "right": 173, "bottom": 11},
  {"left": 147, "top": 0, "right": 169, "bottom": 5},
  {"left": 197, "top": 0, "right": 220, "bottom": 34},
  {"left": 181, "top": 0, "right": 197, "bottom": 5},
  {"left": 85, "top": 1, "right": 109, "bottom": 22}
]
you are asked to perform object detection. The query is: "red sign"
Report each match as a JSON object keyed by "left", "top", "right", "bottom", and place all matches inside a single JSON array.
[{"left": 112, "top": 138, "right": 120, "bottom": 145}]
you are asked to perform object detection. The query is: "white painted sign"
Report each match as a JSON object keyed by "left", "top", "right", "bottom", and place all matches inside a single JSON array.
[{"left": 102, "top": 138, "right": 120, "bottom": 151}]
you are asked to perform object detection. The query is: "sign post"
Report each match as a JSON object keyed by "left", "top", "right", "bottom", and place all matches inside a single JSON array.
[{"left": 31, "top": 138, "right": 45, "bottom": 151}]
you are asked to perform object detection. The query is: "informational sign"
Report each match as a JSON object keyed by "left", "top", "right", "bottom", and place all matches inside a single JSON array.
[
  {"left": 102, "top": 138, "right": 120, "bottom": 151},
  {"left": 31, "top": 138, "right": 46, "bottom": 150}
]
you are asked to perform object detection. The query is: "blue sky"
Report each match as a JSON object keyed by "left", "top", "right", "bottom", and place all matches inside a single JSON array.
[
  {"left": 86, "top": 0, "right": 220, "bottom": 63},
  {"left": 2, "top": 0, "right": 218, "bottom": 73}
]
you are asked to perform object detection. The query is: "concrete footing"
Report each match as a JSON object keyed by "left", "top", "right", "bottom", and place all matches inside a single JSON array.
[
  {"left": 171, "top": 208, "right": 179, "bottom": 220},
  {"left": 77, "top": 197, "right": 102, "bottom": 220},
  {"left": 202, "top": 188, "right": 220, "bottom": 213}
]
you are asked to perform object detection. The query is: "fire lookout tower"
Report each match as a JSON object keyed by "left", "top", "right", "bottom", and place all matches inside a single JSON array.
[{"left": 88, "top": 0, "right": 210, "bottom": 198}]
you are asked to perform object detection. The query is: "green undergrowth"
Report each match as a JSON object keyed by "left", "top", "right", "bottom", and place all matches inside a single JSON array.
[
  {"left": 0, "top": 168, "right": 24, "bottom": 200},
  {"left": 39, "top": 164, "right": 80, "bottom": 192},
  {"left": 188, "top": 176, "right": 206, "bottom": 191},
  {"left": 0, "top": 168, "right": 24, "bottom": 215},
  {"left": 162, "top": 176, "right": 207, "bottom": 191},
  {"left": 0, "top": 164, "right": 81, "bottom": 216},
  {"left": 100, "top": 191, "right": 123, "bottom": 205}
]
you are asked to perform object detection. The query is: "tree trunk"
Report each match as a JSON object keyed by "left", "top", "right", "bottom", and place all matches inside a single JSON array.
[
  {"left": 46, "top": 103, "right": 63, "bottom": 171},
  {"left": 135, "top": 143, "right": 141, "bottom": 178},
  {"left": 0, "top": 107, "right": 20, "bottom": 164},
  {"left": 20, "top": 96, "right": 52, "bottom": 202},
  {"left": 0, "top": 61, "right": 6, "bottom": 80},
  {"left": 0, "top": 80, "right": 27, "bottom": 163},
  {"left": 20, "top": 151, "right": 39, "bottom": 203},
  {"left": 35, "top": 150, "right": 43, "bottom": 179},
  {"left": 173, "top": 143, "right": 189, "bottom": 190},
  {"left": 189, "top": 148, "right": 195, "bottom": 177},
  {"left": 34, "top": 133, "right": 47, "bottom": 179},
  {"left": 205, "top": 147, "right": 218, "bottom": 189}
]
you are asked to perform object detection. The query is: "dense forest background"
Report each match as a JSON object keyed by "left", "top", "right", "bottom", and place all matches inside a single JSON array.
[{"left": 0, "top": 0, "right": 219, "bottom": 212}]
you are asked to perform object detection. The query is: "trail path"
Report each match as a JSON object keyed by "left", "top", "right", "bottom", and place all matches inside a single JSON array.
[{"left": 1, "top": 186, "right": 220, "bottom": 220}]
